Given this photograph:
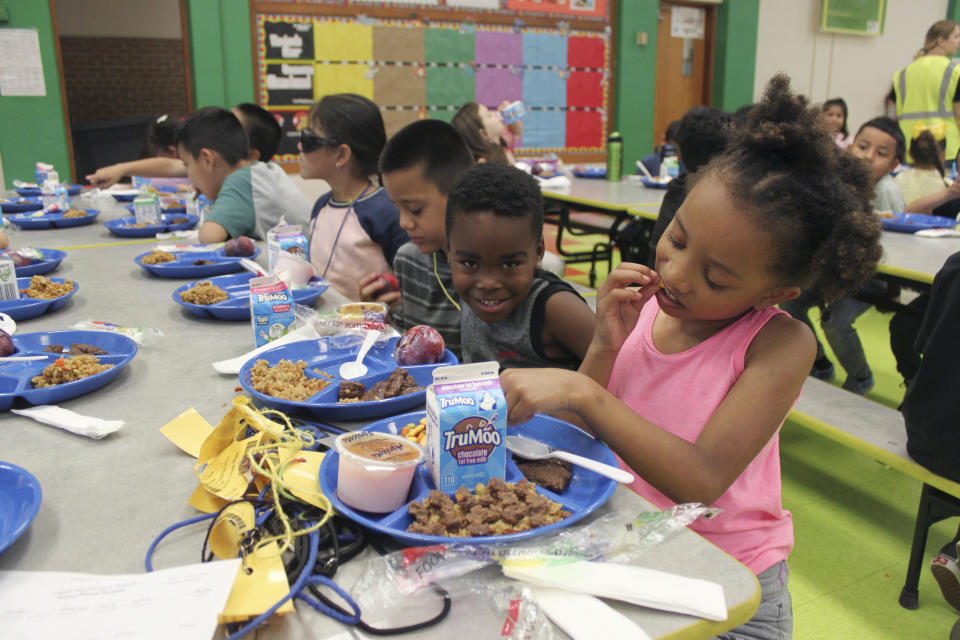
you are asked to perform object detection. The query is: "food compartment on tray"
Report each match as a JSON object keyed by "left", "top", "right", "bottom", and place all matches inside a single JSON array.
[
  {"left": 173, "top": 273, "right": 327, "bottom": 320},
  {"left": 135, "top": 247, "right": 261, "bottom": 278}
]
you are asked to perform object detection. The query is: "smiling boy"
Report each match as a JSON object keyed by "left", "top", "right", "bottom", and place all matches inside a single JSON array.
[
  {"left": 850, "top": 116, "right": 906, "bottom": 211},
  {"left": 446, "top": 164, "right": 594, "bottom": 369}
]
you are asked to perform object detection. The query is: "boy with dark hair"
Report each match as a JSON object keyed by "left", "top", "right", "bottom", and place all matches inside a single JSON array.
[
  {"left": 177, "top": 107, "right": 308, "bottom": 243},
  {"left": 359, "top": 119, "right": 475, "bottom": 357},
  {"left": 446, "top": 164, "right": 594, "bottom": 369},
  {"left": 851, "top": 116, "right": 907, "bottom": 211}
]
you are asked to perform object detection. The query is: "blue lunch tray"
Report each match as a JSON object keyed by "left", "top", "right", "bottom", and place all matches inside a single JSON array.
[{"left": 173, "top": 272, "right": 327, "bottom": 320}]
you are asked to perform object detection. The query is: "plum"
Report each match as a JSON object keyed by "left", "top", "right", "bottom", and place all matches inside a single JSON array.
[
  {"left": 223, "top": 236, "right": 255, "bottom": 257},
  {"left": 375, "top": 273, "right": 399, "bottom": 293},
  {"left": 2, "top": 251, "right": 31, "bottom": 268},
  {"left": 0, "top": 329, "right": 14, "bottom": 357},
  {"left": 394, "top": 325, "right": 445, "bottom": 365}
]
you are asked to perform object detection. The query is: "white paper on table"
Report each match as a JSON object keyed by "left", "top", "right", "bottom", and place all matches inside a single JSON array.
[
  {"left": 537, "top": 175, "right": 572, "bottom": 189},
  {"left": 502, "top": 560, "right": 727, "bottom": 621},
  {"left": 914, "top": 227, "right": 960, "bottom": 237},
  {"left": 531, "top": 587, "right": 651, "bottom": 640},
  {"left": 212, "top": 324, "right": 318, "bottom": 374},
  {"left": 11, "top": 405, "right": 124, "bottom": 439},
  {"left": 0, "top": 559, "right": 240, "bottom": 640},
  {"left": 156, "top": 229, "right": 200, "bottom": 241}
]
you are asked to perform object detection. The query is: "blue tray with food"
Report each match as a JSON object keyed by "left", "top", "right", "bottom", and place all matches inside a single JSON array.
[
  {"left": 0, "top": 277, "right": 78, "bottom": 321},
  {"left": 7, "top": 209, "right": 99, "bottom": 229},
  {"left": 239, "top": 333, "right": 457, "bottom": 420},
  {"left": 124, "top": 198, "right": 187, "bottom": 214},
  {"left": 136, "top": 246, "right": 260, "bottom": 278},
  {"left": 640, "top": 176, "right": 672, "bottom": 189},
  {"left": 108, "top": 189, "right": 140, "bottom": 202},
  {"left": 4, "top": 249, "right": 67, "bottom": 277},
  {"left": 14, "top": 184, "right": 82, "bottom": 197},
  {"left": 0, "top": 329, "right": 138, "bottom": 412},
  {"left": 104, "top": 214, "right": 199, "bottom": 238},
  {"left": 0, "top": 461, "right": 42, "bottom": 554},
  {"left": 0, "top": 197, "right": 43, "bottom": 214},
  {"left": 572, "top": 166, "right": 607, "bottom": 179},
  {"left": 317, "top": 411, "right": 618, "bottom": 546},
  {"left": 173, "top": 272, "right": 327, "bottom": 321},
  {"left": 880, "top": 212, "right": 957, "bottom": 233}
]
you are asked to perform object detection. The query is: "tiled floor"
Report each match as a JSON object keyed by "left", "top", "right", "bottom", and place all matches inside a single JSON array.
[{"left": 548, "top": 226, "right": 960, "bottom": 639}]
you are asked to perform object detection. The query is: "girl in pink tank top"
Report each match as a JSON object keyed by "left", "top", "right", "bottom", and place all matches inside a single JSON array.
[{"left": 501, "top": 75, "right": 884, "bottom": 640}]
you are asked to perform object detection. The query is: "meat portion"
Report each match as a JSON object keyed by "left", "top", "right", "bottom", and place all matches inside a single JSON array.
[
  {"left": 514, "top": 457, "right": 573, "bottom": 493},
  {"left": 336, "top": 367, "right": 421, "bottom": 403}
]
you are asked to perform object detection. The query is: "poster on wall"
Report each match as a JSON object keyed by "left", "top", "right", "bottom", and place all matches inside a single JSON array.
[
  {"left": 670, "top": 7, "right": 705, "bottom": 39},
  {"left": 821, "top": 0, "right": 886, "bottom": 36},
  {"left": 506, "top": 0, "right": 607, "bottom": 19},
  {"left": 263, "top": 63, "right": 314, "bottom": 106},
  {"left": 0, "top": 29, "right": 46, "bottom": 96},
  {"left": 263, "top": 20, "right": 314, "bottom": 60},
  {"left": 270, "top": 109, "right": 310, "bottom": 157}
]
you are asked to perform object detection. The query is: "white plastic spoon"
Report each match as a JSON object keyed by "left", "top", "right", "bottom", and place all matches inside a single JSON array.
[
  {"left": 338, "top": 330, "right": 378, "bottom": 380},
  {"left": 506, "top": 434, "right": 634, "bottom": 484}
]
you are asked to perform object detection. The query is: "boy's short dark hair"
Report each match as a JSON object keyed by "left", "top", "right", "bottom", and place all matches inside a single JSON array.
[
  {"left": 665, "top": 119, "right": 682, "bottom": 145},
  {"left": 380, "top": 120, "right": 474, "bottom": 195},
  {"left": 856, "top": 116, "right": 906, "bottom": 162},
  {"left": 177, "top": 106, "right": 249, "bottom": 165},
  {"left": 446, "top": 164, "right": 542, "bottom": 239},
  {"left": 234, "top": 103, "right": 282, "bottom": 162},
  {"left": 675, "top": 106, "right": 733, "bottom": 173}
]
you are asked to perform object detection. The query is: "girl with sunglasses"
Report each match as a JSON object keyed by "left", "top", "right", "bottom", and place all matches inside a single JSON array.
[{"left": 299, "top": 94, "right": 409, "bottom": 300}]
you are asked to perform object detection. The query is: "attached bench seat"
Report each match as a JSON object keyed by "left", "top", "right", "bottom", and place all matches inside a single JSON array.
[{"left": 787, "top": 377, "right": 960, "bottom": 609}]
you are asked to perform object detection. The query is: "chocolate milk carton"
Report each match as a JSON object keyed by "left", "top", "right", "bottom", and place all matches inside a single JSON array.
[{"left": 425, "top": 362, "right": 506, "bottom": 493}]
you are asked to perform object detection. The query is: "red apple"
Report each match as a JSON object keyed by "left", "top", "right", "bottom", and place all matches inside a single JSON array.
[
  {"left": 224, "top": 236, "right": 255, "bottom": 257},
  {"left": 375, "top": 273, "right": 399, "bottom": 293},
  {"left": 394, "top": 325, "right": 445, "bottom": 365},
  {"left": 2, "top": 251, "right": 30, "bottom": 268}
]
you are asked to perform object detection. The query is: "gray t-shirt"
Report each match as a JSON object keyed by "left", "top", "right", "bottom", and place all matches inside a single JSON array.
[
  {"left": 392, "top": 243, "right": 461, "bottom": 358},
  {"left": 251, "top": 161, "right": 312, "bottom": 239},
  {"left": 873, "top": 173, "right": 906, "bottom": 212}
]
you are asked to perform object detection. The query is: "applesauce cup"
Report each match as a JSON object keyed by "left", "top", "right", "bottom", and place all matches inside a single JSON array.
[
  {"left": 337, "top": 302, "right": 388, "bottom": 324},
  {"left": 335, "top": 431, "right": 424, "bottom": 513}
]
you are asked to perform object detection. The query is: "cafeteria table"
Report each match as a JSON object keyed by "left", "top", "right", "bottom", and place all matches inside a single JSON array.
[
  {"left": 540, "top": 177, "right": 665, "bottom": 285},
  {"left": 0, "top": 191, "right": 759, "bottom": 639},
  {"left": 878, "top": 230, "right": 960, "bottom": 287}
]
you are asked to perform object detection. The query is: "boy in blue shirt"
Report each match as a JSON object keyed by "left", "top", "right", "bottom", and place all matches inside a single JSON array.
[
  {"left": 446, "top": 164, "right": 594, "bottom": 369},
  {"left": 359, "top": 120, "right": 474, "bottom": 357}
]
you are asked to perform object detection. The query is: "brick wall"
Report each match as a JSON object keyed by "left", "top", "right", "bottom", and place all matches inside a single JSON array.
[{"left": 60, "top": 37, "right": 189, "bottom": 124}]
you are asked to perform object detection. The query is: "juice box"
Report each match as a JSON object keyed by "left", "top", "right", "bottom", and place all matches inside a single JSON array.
[
  {"left": 267, "top": 223, "right": 308, "bottom": 273},
  {"left": 249, "top": 274, "right": 295, "bottom": 347},
  {"left": 425, "top": 362, "right": 506, "bottom": 493}
]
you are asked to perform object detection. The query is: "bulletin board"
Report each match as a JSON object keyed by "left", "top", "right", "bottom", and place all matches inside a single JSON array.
[
  {"left": 251, "top": 1, "right": 613, "bottom": 164},
  {"left": 821, "top": 0, "right": 886, "bottom": 36}
]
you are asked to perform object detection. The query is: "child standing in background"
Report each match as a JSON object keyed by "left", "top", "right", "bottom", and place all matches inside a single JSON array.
[
  {"left": 360, "top": 120, "right": 475, "bottom": 357},
  {"left": 451, "top": 101, "right": 521, "bottom": 164},
  {"left": 823, "top": 98, "right": 852, "bottom": 149},
  {"left": 446, "top": 163, "right": 595, "bottom": 369},
  {"left": 299, "top": 94, "right": 408, "bottom": 301},
  {"left": 895, "top": 124, "right": 952, "bottom": 204},
  {"left": 500, "top": 74, "right": 883, "bottom": 639}
]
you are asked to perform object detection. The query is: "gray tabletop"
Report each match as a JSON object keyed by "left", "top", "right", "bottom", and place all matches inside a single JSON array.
[
  {"left": 879, "top": 230, "right": 960, "bottom": 284},
  {"left": 541, "top": 176, "right": 667, "bottom": 210},
  {"left": 0, "top": 195, "right": 758, "bottom": 639}
]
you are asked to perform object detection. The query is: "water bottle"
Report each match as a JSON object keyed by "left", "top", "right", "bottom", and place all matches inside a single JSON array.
[
  {"left": 54, "top": 181, "right": 70, "bottom": 212},
  {"left": 41, "top": 170, "right": 59, "bottom": 210},
  {"left": 660, "top": 144, "right": 679, "bottom": 181},
  {"left": 606, "top": 131, "right": 623, "bottom": 182}
]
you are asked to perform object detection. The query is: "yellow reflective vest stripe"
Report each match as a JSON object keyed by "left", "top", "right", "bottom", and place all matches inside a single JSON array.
[{"left": 894, "top": 55, "right": 960, "bottom": 160}]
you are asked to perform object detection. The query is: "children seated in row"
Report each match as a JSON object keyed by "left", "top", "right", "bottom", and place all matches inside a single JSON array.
[
  {"left": 446, "top": 163, "right": 594, "bottom": 369},
  {"left": 299, "top": 94, "right": 408, "bottom": 300},
  {"left": 823, "top": 98, "right": 852, "bottom": 149},
  {"left": 360, "top": 120, "right": 475, "bottom": 358},
  {"left": 500, "top": 74, "right": 883, "bottom": 639},
  {"left": 175, "top": 107, "right": 309, "bottom": 243},
  {"left": 451, "top": 101, "right": 521, "bottom": 164},
  {"left": 88, "top": 103, "right": 311, "bottom": 239},
  {"left": 782, "top": 116, "right": 903, "bottom": 392}
]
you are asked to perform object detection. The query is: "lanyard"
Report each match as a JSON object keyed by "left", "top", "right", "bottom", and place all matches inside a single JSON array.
[
  {"left": 312, "top": 183, "right": 373, "bottom": 279},
  {"left": 433, "top": 251, "right": 461, "bottom": 311}
]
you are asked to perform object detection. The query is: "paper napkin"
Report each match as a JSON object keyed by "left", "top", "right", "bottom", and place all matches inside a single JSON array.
[{"left": 11, "top": 405, "right": 124, "bottom": 439}]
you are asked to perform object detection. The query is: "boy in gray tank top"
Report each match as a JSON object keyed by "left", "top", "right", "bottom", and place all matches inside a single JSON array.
[{"left": 446, "top": 164, "right": 595, "bottom": 369}]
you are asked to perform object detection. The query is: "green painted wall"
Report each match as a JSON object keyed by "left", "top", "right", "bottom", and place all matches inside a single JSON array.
[
  {"left": 0, "top": 1, "right": 71, "bottom": 188},
  {"left": 713, "top": 0, "right": 759, "bottom": 112},
  {"left": 185, "top": 0, "right": 254, "bottom": 109},
  {"left": 949, "top": 0, "right": 960, "bottom": 24},
  {"left": 613, "top": 0, "right": 659, "bottom": 172}
]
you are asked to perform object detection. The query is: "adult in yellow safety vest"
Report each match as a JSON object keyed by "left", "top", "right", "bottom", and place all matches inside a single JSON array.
[{"left": 894, "top": 20, "right": 960, "bottom": 162}]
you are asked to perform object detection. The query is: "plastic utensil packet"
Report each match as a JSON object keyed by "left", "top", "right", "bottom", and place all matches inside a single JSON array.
[
  {"left": 351, "top": 504, "right": 713, "bottom": 600},
  {"left": 14, "top": 247, "right": 43, "bottom": 260},
  {"left": 69, "top": 320, "right": 164, "bottom": 345}
]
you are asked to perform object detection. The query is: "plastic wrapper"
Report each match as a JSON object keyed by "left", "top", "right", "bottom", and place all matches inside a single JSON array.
[
  {"left": 69, "top": 320, "right": 164, "bottom": 345},
  {"left": 351, "top": 504, "right": 714, "bottom": 607}
]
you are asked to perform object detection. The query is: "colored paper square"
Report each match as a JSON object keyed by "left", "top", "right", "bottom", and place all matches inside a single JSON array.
[
  {"left": 522, "top": 109, "right": 565, "bottom": 149},
  {"left": 522, "top": 32, "right": 566, "bottom": 68},
  {"left": 475, "top": 30, "right": 523, "bottom": 65},
  {"left": 566, "top": 110, "right": 603, "bottom": 148},
  {"left": 382, "top": 110, "right": 421, "bottom": 139},
  {"left": 427, "top": 108, "right": 456, "bottom": 123},
  {"left": 522, "top": 68, "right": 565, "bottom": 108},
  {"left": 373, "top": 26, "right": 425, "bottom": 62},
  {"left": 313, "top": 64, "right": 374, "bottom": 100},
  {"left": 475, "top": 68, "right": 523, "bottom": 108},
  {"left": 567, "top": 70, "right": 603, "bottom": 108},
  {"left": 315, "top": 22, "right": 373, "bottom": 61},
  {"left": 425, "top": 27, "right": 474, "bottom": 64},
  {"left": 373, "top": 66, "right": 426, "bottom": 107},
  {"left": 426, "top": 66, "right": 475, "bottom": 106},
  {"left": 567, "top": 35, "right": 605, "bottom": 68}
]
